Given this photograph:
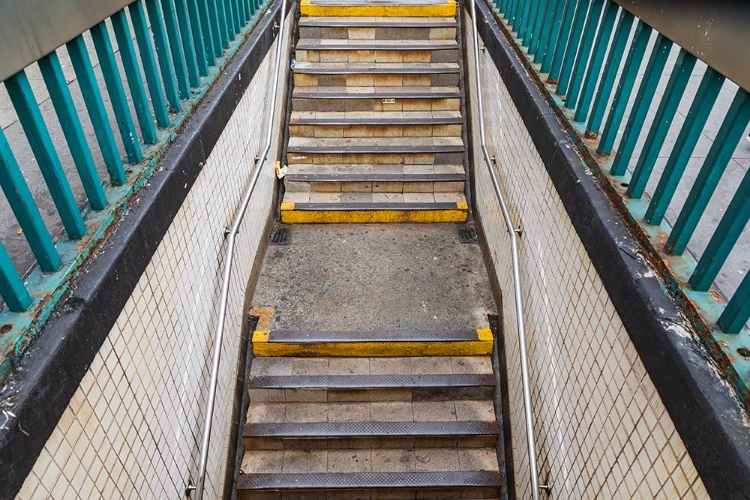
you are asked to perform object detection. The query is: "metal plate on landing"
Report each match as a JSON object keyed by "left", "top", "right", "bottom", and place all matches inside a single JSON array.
[
  {"left": 269, "top": 225, "right": 290, "bottom": 245},
  {"left": 238, "top": 471, "right": 502, "bottom": 490},
  {"left": 458, "top": 225, "right": 478, "bottom": 244},
  {"left": 248, "top": 373, "right": 495, "bottom": 389},
  {"left": 245, "top": 420, "right": 499, "bottom": 438},
  {"left": 269, "top": 329, "right": 479, "bottom": 342}
]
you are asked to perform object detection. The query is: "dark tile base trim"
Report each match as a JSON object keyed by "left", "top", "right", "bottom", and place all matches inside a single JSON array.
[
  {"left": 470, "top": 2, "right": 750, "bottom": 499},
  {"left": 0, "top": 3, "right": 284, "bottom": 498}
]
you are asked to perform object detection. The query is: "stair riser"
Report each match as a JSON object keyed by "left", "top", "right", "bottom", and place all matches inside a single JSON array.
[
  {"left": 243, "top": 435, "right": 497, "bottom": 450},
  {"left": 239, "top": 487, "right": 501, "bottom": 499},
  {"left": 299, "top": 26, "right": 456, "bottom": 41},
  {"left": 285, "top": 180, "right": 465, "bottom": 194},
  {"left": 248, "top": 386, "right": 493, "bottom": 403},
  {"left": 296, "top": 49, "right": 459, "bottom": 64},
  {"left": 290, "top": 124, "right": 462, "bottom": 139},
  {"left": 287, "top": 152, "right": 464, "bottom": 165},
  {"left": 294, "top": 73, "right": 459, "bottom": 88},
  {"left": 292, "top": 98, "right": 460, "bottom": 113}
]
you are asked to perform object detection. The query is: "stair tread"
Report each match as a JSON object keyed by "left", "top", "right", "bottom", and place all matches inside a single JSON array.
[
  {"left": 295, "top": 62, "right": 459, "bottom": 74},
  {"left": 284, "top": 192, "right": 466, "bottom": 205},
  {"left": 288, "top": 136, "right": 463, "bottom": 149},
  {"left": 250, "top": 355, "right": 491, "bottom": 376},
  {"left": 286, "top": 163, "right": 465, "bottom": 176},
  {"left": 293, "top": 85, "right": 461, "bottom": 99},
  {"left": 297, "top": 39, "right": 458, "bottom": 50},
  {"left": 298, "top": 16, "right": 456, "bottom": 27},
  {"left": 266, "top": 329, "right": 480, "bottom": 342},
  {"left": 308, "top": 0, "right": 452, "bottom": 6},
  {"left": 244, "top": 420, "right": 499, "bottom": 437},
  {"left": 237, "top": 470, "right": 502, "bottom": 490},
  {"left": 290, "top": 110, "right": 462, "bottom": 125},
  {"left": 249, "top": 373, "right": 495, "bottom": 389}
]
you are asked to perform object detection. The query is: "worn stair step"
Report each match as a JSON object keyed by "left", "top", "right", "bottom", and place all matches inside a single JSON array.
[
  {"left": 280, "top": 196, "right": 468, "bottom": 223},
  {"left": 248, "top": 373, "right": 494, "bottom": 403},
  {"left": 284, "top": 163, "right": 465, "bottom": 194},
  {"left": 298, "top": 16, "right": 456, "bottom": 41},
  {"left": 253, "top": 326, "right": 487, "bottom": 355},
  {"left": 287, "top": 137, "right": 464, "bottom": 161},
  {"left": 290, "top": 110, "right": 463, "bottom": 138},
  {"left": 296, "top": 40, "right": 459, "bottom": 64},
  {"left": 292, "top": 86, "right": 461, "bottom": 113},
  {"left": 244, "top": 420, "right": 499, "bottom": 449},
  {"left": 238, "top": 464, "right": 500, "bottom": 499},
  {"left": 299, "top": 0, "right": 458, "bottom": 19},
  {"left": 294, "top": 62, "right": 459, "bottom": 87}
]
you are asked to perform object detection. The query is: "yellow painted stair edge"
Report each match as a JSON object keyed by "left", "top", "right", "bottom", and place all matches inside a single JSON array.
[
  {"left": 280, "top": 201, "right": 468, "bottom": 224},
  {"left": 300, "top": 0, "right": 457, "bottom": 17}
]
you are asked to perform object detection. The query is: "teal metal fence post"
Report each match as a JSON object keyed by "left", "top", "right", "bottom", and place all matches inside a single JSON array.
[
  {"left": 643, "top": 68, "right": 725, "bottom": 223},
  {"left": 144, "top": 0, "right": 184, "bottom": 111},
  {"left": 584, "top": 10, "right": 634, "bottom": 135},
  {"left": 160, "top": 0, "right": 193, "bottom": 97},
  {"left": 527, "top": 0, "right": 549, "bottom": 54},
  {"left": 626, "top": 50, "right": 696, "bottom": 199},
  {"left": 666, "top": 90, "right": 750, "bottom": 256},
  {"left": 597, "top": 21, "right": 651, "bottom": 156},
  {"left": 555, "top": 0, "right": 592, "bottom": 95},
  {"left": 38, "top": 53, "right": 108, "bottom": 211},
  {"left": 129, "top": 0, "right": 172, "bottom": 127},
  {"left": 5, "top": 72, "right": 87, "bottom": 239},
  {"left": 66, "top": 36, "right": 128, "bottom": 184},
  {"left": 718, "top": 273, "right": 750, "bottom": 334},
  {"left": 533, "top": 0, "right": 560, "bottom": 64},
  {"left": 0, "top": 129, "right": 61, "bottom": 272},
  {"left": 565, "top": 0, "right": 605, "bottom": 109},
  {"left": 689, "top": 170, "right": 750, "bottom": 292},
  {"left": 207, "top": 0, "right": 224, "bottom": 56},
  {"left": 111, "top": 10, "right": 159, "bottom": 145},
  {"left": 548, "top": 0, "right": 578, "bottom": 82},
  {"left": 195, "top": 0, "right": 217, "bottom": 66},
  {"left": 538, "top": 0, "right": 568, "bottom": 72},
  {"left": 90, "top": 22, "right": 144, "bottom": 164},
  {"left": 0, "top": 242, "right": 32, "bottom": 312},
  {"left": 173, "top": 0, "right": 203, "bottom": 84}
]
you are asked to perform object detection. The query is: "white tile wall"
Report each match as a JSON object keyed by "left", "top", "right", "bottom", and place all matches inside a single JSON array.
[
  {"left": 463, "top": 11, "right": 710, "bottom": 500},
  {"left": 16, "top": 12, "right": 293, "bottom": 500}
]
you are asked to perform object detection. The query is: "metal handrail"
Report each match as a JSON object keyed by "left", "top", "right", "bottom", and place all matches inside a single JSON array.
[
  {"left": 467, "top": 0, "right": 545, "bottom": 498},
  {"left": 193, "top": 0, "right": 289, "bottom": 497}
]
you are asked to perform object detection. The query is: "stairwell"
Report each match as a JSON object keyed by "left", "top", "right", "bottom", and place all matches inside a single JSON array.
[{"left": 236, "top": 1, "right": 503, "bottom": 498}]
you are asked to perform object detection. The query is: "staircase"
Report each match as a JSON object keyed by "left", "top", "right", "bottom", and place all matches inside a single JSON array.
[
  {"left": 280, "top": 0, "right": 469, "bottom": 224},
  {"left": 235, "top": 2, "right": 502, "bottom": 498}
]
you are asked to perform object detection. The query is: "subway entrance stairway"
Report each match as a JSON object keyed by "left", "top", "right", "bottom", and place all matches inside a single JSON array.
[{"left": 236, "top": 1, "right": 505, "bottom": 497}]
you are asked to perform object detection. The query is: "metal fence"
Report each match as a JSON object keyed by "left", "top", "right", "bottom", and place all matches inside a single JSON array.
[
  {"left": 0, "top": 0, "right": 268, "bottom": 378},
  {"left": 486, "top": 0, "right": 750, "bottom": 404}
]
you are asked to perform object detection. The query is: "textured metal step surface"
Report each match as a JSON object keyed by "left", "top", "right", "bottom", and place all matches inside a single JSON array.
[
  {"left": 244, "top": 420, "right": 499, "bottom": 438},
  {"left": 293, "top": 86, "right": 461, "bottom": 100},
  {"left": 287, "top": 144, "right": 464, "bottom": 154},
  {"left": 290, "top": 114, "right": 463, "bottom": 126},
  {"left": 298, "top": 17, "right": 456, "bottom": 28},
  {"left": 297, "top": 39, "right": 458, "bottom": 51},
  {"left": 308, "top": 0, "right": 450, "bottom": 6},
  {"left": 286, "top": 173, "right": 465, "bottom": 183},
  {"left": 286, "top": 201, "right": 464, "bottom": 210},
  {"left": 294, "top": 62, "right": 460, "bottom": 74},
  {"left": 237, "top": 471, "right": 502, "bottom": 490},
  {"left": 249, "top": 373, "right": 495, "bottom": 389},
  {"left": 269, "top": 329, "right": 479, "bottom": 342}
]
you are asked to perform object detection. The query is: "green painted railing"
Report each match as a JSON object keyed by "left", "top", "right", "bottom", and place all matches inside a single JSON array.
[
  {"left": 0, "top": 0, "right": 269, "bottom": 379},
  {"left": 487, "top": 0, "right": 750, "bottom": 404}
]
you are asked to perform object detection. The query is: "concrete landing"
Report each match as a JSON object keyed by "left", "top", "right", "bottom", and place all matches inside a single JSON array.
[{"left": 251, "top": 223, "right": 495, "bottom": 332}]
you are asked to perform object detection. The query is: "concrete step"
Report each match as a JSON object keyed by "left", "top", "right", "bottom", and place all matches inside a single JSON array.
[
  {"left": 291, "top": 86, "right": 461, "bottom": 113},
  {"left": 295, "top": 39, "right": 459, "bottom": 64},
  {"left": 290, "top": 110, "right": 463, "bottom": 139},
  {"left": 299, "top": 0, "right": 458, "bottom": 18},
  {"left": 283, "top": 163, "right": 465, "bottom": 194},
  {"left": 244, "top": 420, "right": 499, "bottom": 449},
  {"left": 298, "top": 16, "right": 456, "bottom": 41},
  {"left": 280, "top": 191, "right": 468, "bottom": 223},
  {"left": 293, "top": 62, "right": 460, "bottom": 87},
  {"left": 287, "top": 137, "right": 464, "bottom": 166}
]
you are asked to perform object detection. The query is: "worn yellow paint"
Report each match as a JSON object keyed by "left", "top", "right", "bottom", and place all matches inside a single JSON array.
[
  {"left": 251, "top": 327, "right": 493, "bottom": 357},
  {"left": 456, "top": 200, "right": 468, "bottom": 210},
  {"left": 280, "top": 202, "right": 295, "bottom": 211},
  {"left": 476, "top": 328, "right": 493, "bottom": 341},
  {"left": 252, "top": 330, "right": 271, "bottom": 343},
  {"left": 250, "top": 307, "right": 275, "bottom": 330},
  {"left": 253, "top": 339, "right": 492, "bottom": 357},
  {"left": 280, "top": 206, "right": 468, "bottom": 224},
  {"left": 300, "top": 0, "right": 456, "bottom": 17}
]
